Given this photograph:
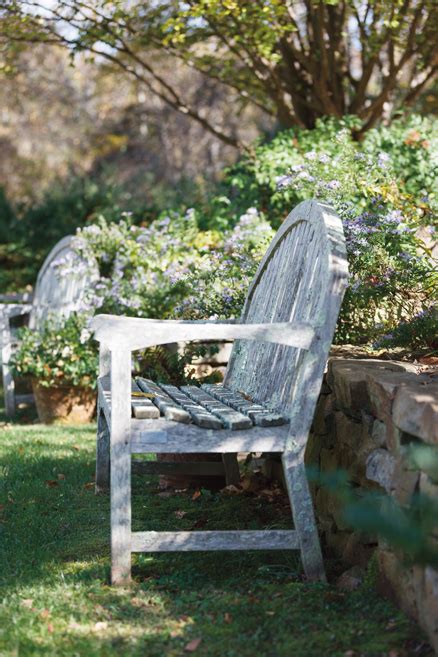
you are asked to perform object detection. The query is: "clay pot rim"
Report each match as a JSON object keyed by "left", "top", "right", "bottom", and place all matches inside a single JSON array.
[{"left": 31, "top": 379, "right": 95, "bottom": 393}]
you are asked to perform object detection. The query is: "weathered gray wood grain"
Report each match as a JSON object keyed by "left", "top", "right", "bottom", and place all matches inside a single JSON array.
[
  {"left": 131, "top": 379, "right": 160, "bottom": 419},
  {"left": 90, "top": 315, "right": 315, "bottom": 352},
  {"left": 159, "top": 383, "right": 223, "bottom": 429},
  {"left": 131, "top": 530, "right": 299, "bottom": 552},
  {"left": 201, "top": 384, "right": 287, "bottom": 426},
  {"left": 3, "top": 236, "right": 98, "bottom": 417},
  {"left": 180, "top": 385, "right": 252, "bottom": 430},
  {"left": 91, "top": 199, "right": 348, "bottom": 584},
  {"left": 130, "top": 418, "right": 289, "bottom": 453},
  {"left": 110, "top": 349, "right": 132, "bottom": 586},
  {"left": 136, "top": 378, "right": 191, "bottom": 423}
]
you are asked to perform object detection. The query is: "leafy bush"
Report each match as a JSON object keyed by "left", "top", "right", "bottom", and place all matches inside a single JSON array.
[
  {"left": 10, "top": 314, "right": 98, "bottom": 389},
  {"left": 204, "top": 114, "right": 438, "bottom": 231},
  {"left": 274, "top": 129, "right": 436, "bottom": 344},
  {"left": 63, "top": 207, "right": 273, "bottom": 322},
  {"left": 5, "top": 114, "right": 437, "bottom": 351},
  {"left": 310, "top": 466, "right": 438, "bottom": 570}
]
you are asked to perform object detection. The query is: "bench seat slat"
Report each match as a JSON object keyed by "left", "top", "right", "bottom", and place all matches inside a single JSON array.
[
  {"left": 201, "top": 384, "right": 287, "bottom": 426},
  {"left": 158, "top": 383, "right": 223, "bottom": 429},
  {"left": 131, "top": 530, "right": 298, "bottom": 552},
  {"left": 181, "top": 385, "right": 252, "bottom": 430},
  {"left": 136, "top": 378, "right": 191, "bottom": 423},
  {"left": 130, "top": 418, "right": 288, "bottom": 453}
]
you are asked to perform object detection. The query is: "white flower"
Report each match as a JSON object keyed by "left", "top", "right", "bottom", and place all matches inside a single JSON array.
[
  {"left": 275, "top": 174, "right": 293, "bottom": 189},
  {"left": 80, "top": 328, "right": 92, "bottom": 344}
]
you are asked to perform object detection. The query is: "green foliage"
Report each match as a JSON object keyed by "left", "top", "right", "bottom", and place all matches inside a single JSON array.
[
  {"left": 0, "top": 186, "right": 16, "bottom": 242},
  {"left": 10, "top": 314, "right": 98, "bottom": 389},
  {"left": 69, "top": 207, "right": 273, "bottom": 322},
  {"left": 200, "top": 116, "right": 437, "bottom": 345},
  {"left": 374, "top": 306, "right": 438, "bottom": 350},
  {"left": 14, "top": 173, "right": 148, "bottom": 253},
  {"left": 309, "top": 466, "right": 438, "bottom": 570},
  {"left": 2, "top": 0, "right": 437, "bottom": 146},
  {"left": 135, "top": 344, "right": 223, "bottom": 387}
]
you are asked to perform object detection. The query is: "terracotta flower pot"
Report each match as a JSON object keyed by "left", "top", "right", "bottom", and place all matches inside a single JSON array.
[{"left": 32, "top": 380, "right": 96, "bottom": 424}]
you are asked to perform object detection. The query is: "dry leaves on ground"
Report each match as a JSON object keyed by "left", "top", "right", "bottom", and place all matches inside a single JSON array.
[{"left": 184, "top": 638, "right": 202, "bottom": 652}]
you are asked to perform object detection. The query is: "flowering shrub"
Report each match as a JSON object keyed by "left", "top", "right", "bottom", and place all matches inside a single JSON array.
[
  {"left": 36, "top": 115, "right": 437, "bottom": 351},
  {"left": 10, "top": 314, "right": 98, "bottom": 388},
  {"left": 374, "top": 306, "right": 438, "bottom": 350},
  {"left": 60, "top": 207, "right": 273, "bottom": 323},
  {"left": 276, "top": 130, "right": 436, "bottom": 344}
]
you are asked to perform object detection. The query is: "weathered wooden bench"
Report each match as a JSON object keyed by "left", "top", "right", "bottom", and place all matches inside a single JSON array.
[
  {"left": 0, "top": 236, "right": 96, "bottom": 415},
  {"left": 91, "top": 199, "right": 348, "bottom": 585}
]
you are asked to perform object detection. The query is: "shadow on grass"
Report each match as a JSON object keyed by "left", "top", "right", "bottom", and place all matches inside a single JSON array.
[{"left": 0, "top": 419, "right": 433, "bottom": 657}]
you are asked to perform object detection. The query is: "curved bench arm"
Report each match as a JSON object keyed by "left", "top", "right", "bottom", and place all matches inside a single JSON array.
[
  {"left": 0, "top": 303, "right": 32, "bottom": 322},
  {"left": 90, "top": 313, "right": 316, "bottom": 352}
]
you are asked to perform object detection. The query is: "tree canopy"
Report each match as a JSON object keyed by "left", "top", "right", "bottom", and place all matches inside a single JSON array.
[{"left": 1, "top": 1, "right": 437, "bottom": 147}]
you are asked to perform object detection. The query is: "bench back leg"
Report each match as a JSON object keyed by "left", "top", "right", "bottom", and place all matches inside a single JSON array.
[
  {"left": 221, "top": 453, "right": 240, "bottom": 486},
  {"left": 2, "top": 333, "right": 16, "bottom": 417},
  {"left": 95, "top": 408, "right": 110, "bottom": 494},
  {"left": 282, "top": 451, "right": 326, "bottom": 582}
]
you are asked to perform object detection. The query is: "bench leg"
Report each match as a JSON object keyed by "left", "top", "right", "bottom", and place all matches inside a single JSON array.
[
  {"left": 95, "top": 408, "right": 110, "bottom": 494},
  {"left": 222, "top": 453, "right": 240, "bottom": 486},
  {"left": 2, "top": 339, "right": 16, "bottom": 417},
  {"left": 282, "top": 451, "right": 326, "bottom": 582},
  {"left": 110, "top": 349, "right": 132, "bottom": 586}
]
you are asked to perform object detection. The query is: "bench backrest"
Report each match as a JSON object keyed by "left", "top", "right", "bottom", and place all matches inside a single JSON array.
[
  {"left": 225, "top": 200, "right": 348, "bottom": 420},
  {"left": 29, "top": 236, "right": 96, "bottom": 330}
]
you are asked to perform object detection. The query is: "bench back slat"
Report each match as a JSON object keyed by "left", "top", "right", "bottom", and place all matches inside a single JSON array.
[
  {"left": 29, "top": 236, "right": 96, "bottom": 330},
  {"left": 225, "top": 200, "right": 348, "bottom": 419}
]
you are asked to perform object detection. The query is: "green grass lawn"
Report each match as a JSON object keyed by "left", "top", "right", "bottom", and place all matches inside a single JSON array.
[{"left": 0, "top": 416, "right": 433, "bottom": 657}]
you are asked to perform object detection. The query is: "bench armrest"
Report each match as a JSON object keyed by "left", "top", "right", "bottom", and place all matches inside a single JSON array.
[
  {"left": 90, "top": 313, "right": 315, "bottom": 352},
  {"left": 0, "top": 303, "right": 32, "bottom": 320}
]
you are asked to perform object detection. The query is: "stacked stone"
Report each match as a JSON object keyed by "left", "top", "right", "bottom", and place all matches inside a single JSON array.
[{"left": 305, "top": 358, "right": 438, "bottom": 653}]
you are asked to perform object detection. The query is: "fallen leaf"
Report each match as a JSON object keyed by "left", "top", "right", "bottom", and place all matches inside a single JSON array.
[
  {"left": 178, "top": 614, "right": 190, "bottom": 622},
  {"left": 83, "top": 482, "right": 95, "bottom": 489},
  {"left": 224, "top": 612, "right": 232, "bottom": 624},
  {"left": 192, "top": 490, "right": 201, "bottom": 501},
  {"left": 40, "top": 609, "right": 50, "bottom": 619},
  {"left": 71, "top": 444, "right": 80, "bottom": 451},
  {"left": 47, "top": 623, "right": 54, "bottom": 633},
  {"left": 57, "top": 473, "right": 65, "bottom": 480},
  {"left": 170, "top": 629, "right": 180, "bottom": 638},
  {"left": 184, "top": 638, "right": 202, "bottom": 652},
  {"left": 132, "top": 391, "right": 155, "bottom": 398},
  {"left": 45, "top": 480, "right": 59, "bottom": 488},
  {"left": 94, "top": 621, "right": 108, "bottom": 631},
  {"left": 190, "top": 518, "right": 208, "bottom": 530},
  {"left": 220, "top": 484, "right": 242, "bottom": 495},
  {"left": 21, "top": 599, "right": 33, "bottom": 608},
  {"left": 68, "top": 621, "right": 82, "bottom": 630},
  {"left": 131, "top": 597, "right": 149, "bottom": 608},
  {"left": 175, "top": 510, "right": 187, "bottom": 519}
]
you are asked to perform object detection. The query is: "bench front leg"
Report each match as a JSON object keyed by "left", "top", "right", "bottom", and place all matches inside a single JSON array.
[{"left": 110, "top": 348, "right": 132, "bottom": 586}]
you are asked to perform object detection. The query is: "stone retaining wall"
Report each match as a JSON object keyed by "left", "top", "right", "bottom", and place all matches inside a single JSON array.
[{"left": 306, "top": 359, "right": 438, "bottom": 652}]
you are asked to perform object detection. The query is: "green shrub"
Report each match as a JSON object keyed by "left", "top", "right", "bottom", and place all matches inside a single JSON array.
[{"left": 10, "top": 313, "right": 98, "bottom": 389}]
